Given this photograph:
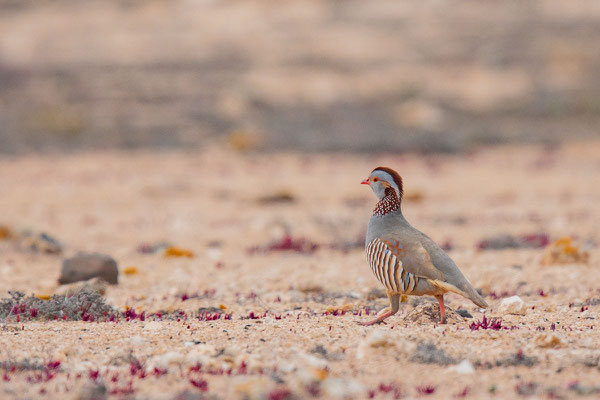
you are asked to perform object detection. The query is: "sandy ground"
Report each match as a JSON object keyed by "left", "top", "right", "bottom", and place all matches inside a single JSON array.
[{"left": 0, "top": 141, "right": 599, "bottom": 399}]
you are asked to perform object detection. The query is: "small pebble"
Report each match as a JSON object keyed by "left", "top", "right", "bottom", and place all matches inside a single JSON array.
[{"left": 499, "top": 296, "right": 527, "bottom": 316}]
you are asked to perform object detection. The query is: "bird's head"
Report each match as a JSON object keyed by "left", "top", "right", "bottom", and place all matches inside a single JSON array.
[{"left": 361, "top": 167, "right": 403, "bottom": 200}]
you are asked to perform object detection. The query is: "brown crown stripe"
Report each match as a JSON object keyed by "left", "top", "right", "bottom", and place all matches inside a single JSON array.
[{"left": 372, "top": 167, "right": 403, "bottom": 198}]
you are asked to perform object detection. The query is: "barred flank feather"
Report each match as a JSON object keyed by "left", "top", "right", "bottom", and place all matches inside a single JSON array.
[{"left": 366, "top": 239, "right": 419, "bottom": 294}]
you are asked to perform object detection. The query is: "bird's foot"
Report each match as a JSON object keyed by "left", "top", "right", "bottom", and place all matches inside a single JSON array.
[{"left": 359, "top": 308, "right": 392, "bottom": 326}]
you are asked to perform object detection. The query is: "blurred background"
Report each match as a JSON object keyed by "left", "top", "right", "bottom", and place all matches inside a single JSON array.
[{"left": 1, "top": 0, "right": 599, "bottom": 154}]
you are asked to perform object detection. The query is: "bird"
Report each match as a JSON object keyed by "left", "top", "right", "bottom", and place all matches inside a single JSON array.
[{"left": 360, "top": 166, "right": 488, "bottom": 325}]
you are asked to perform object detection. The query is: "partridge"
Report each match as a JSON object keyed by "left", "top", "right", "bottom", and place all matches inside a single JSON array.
[{"left": 361, "top": 167, "right": 487, "bottom": 325}]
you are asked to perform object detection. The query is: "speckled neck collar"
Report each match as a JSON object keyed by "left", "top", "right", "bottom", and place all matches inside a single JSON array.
[{"left": 373, "top": 187, "right": 401, "bottom": 216}]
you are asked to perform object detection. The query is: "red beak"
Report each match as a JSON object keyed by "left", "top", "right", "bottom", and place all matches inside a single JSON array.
[{"left": 361, "top": 178, "right": 370, "bottom": 185}]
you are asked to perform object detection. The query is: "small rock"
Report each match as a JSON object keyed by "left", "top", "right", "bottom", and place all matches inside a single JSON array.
[
  {"left": 455, "top": 309, "right": 473, "bottom": 318},
  {"left": 59, "top": 253, "right": 118, "bottom": 284},
  {"left": 499, "top": 296, "right": 527, "bottom": 316},
  {"left": 55, "top": 277, "right": 108, "bottom": 297},
  {"left": 535, "top": 333, "right": 564, "bottom": 348},
  {"left": 451, "top": 360, "right": 475, "bottom": 374}
]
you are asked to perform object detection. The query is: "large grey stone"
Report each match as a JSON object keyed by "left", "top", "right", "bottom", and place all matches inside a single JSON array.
[{"left": 59, "top": 252, "right": 118, "bottom": 285}]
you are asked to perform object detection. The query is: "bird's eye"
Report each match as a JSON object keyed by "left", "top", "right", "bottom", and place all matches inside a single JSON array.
[{"left": 372, "top": 177, "right": 379, "bottom": 182}]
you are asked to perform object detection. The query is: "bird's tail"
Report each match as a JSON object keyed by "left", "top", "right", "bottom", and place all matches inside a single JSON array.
[{"left": 464, "top": 285, "right": 488, "bottom": 309}]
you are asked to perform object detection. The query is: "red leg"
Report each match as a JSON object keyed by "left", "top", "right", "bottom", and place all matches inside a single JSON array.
[
  {"left": 360, "top": 308, "right": 393, "bottom": 326},
  {"left": 361, "top": 293, "right": 400, "bottom": 326},
  {"left": 436, "top": 295, "right": 446, "bottom": 324}
]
